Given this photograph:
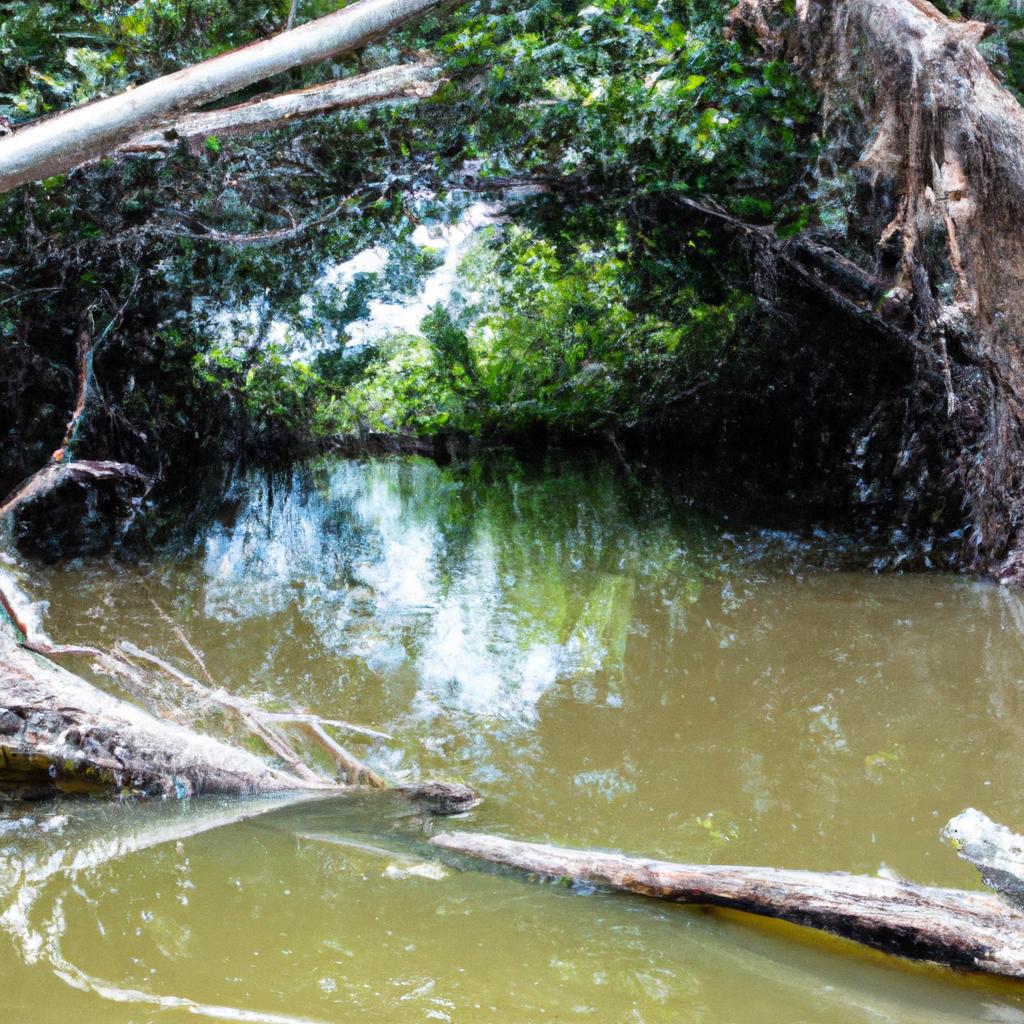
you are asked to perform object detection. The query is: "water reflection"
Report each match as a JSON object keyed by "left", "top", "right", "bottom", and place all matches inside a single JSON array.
[
  {"left": 9, "top": 453, "right": 1024, "bottom": 1023},
  {"left": 191, "top": 457, "right": 714, "bottom": 723}
]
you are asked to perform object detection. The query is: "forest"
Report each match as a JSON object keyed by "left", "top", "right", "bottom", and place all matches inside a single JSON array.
[{"left": 5, "top": 2, "right": 1024, "bottom": 1023}]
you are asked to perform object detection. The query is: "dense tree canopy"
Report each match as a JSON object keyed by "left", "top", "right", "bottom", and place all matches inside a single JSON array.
[{"left": 4, "top": 0, "right": 1024, "bottom": 562}]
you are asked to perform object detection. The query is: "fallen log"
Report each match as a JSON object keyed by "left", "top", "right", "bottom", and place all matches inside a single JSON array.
[
  {"left": 0, "top": 595, "right": 478, "bottom": 810},
  {"left": 0, "top": 629, "right": 303, "bottom": 798},
  {"left": 429, "top": 832, "right": 1024, "bottom": 980}
]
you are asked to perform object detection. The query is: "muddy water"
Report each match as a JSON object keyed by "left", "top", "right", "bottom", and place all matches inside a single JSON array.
[{"left": 4, "top": 454, "right": 1024, "bottom": 1023}]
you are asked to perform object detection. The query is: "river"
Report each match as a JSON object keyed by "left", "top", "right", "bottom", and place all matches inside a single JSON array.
[{"left": 3, "top": 453, "right": 1024, "bottom": 1023}]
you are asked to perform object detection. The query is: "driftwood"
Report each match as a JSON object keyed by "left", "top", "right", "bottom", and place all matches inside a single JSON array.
[
  {"left": 430, "top": 831, "right": 1024, "bottom": 980},
  {"left": 0, "top": 589, "right": 478, "bottom": 810}
]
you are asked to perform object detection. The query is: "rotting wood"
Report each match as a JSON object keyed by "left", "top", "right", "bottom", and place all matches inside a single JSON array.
[
  {"left": 429, "top": 831, "right": 1024, "bottom": 980},
  {"left": 0, "top": 626, "right": 306, "bottom": 798}
]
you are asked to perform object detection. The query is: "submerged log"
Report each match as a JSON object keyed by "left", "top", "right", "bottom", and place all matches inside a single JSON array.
[{"left": 430, "top": 832, "right": 1024, "bottom": 979}]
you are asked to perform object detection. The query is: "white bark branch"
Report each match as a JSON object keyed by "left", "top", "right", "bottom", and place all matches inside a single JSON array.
[
  {"left": 119, "top": 61, "right": 442, "bottom": 155},
  {"left": 0, "top": 0, "right": 447, "bottom": 192}
]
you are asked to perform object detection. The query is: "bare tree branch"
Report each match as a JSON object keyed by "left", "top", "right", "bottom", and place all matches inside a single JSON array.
[
  {"left": 119, "top": 61, "right": 442, "bottom": 156},
  {"left": 0, "top": 0, "right": 448, "bottom": 192},
  {"left": 149, "top": 193, "right": 363, "bottom": 247}
]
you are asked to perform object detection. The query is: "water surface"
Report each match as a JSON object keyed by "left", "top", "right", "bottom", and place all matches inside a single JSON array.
[{"left": 4, "top": 454, "right": 1024, "bottom": 1023}]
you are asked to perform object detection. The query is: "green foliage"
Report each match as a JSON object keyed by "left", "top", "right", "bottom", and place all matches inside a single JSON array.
[
  {"left": 0, "top": 0, "right": 820, "bottom": 478},
  {"left": 428, "top": 0, "right": 817, "bottom": 223},
  {"left": 335, "top": 224, "right": 752, "bottom": 437},
  {"left": 0, "top": 0, "right": 297, "bottom": 123}
]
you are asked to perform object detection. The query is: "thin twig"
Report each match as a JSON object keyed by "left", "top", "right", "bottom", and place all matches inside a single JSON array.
[
  {"left": 59, "top": 323, "right": 92, "bottom": 457},
  {"left": 146, "top": 594, "right": 217, "bottom": 687},
  {"left": 117, "top": 640, "right": 386, "bottom": 786},
  {"left": 0, "top": 583, "right": 30, "bottom": 639}
]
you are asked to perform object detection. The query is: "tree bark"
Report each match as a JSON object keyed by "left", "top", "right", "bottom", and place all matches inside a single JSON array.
[
  {"left": 725, "top": 0, "right": 1024, "bottom": 581},
  {"left": 119, "top": 61, "right": 442, "bottom": 155},
  {"left": 0, "top": 0, "right": 446, "bottom": 193},
  {"left": 0, "top": 615, "right": 479, "bottom": 808},
  {"left": 0, "top": 625, "right": 308, "bottom": 798},
  {"left": 430, "top": 832, "right": 1024, "bottom": 979}
]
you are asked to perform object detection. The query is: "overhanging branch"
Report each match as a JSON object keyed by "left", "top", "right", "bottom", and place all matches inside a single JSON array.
[
  {"left": 120, "top": 61, "right": 443, "bottom": 155},
  {"left": 0, "top": 0, "right": 449, "bottom": 192}
]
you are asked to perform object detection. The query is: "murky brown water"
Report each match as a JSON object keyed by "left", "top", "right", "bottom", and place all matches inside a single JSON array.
[{"left": 4, "top": 454, "right": 1024, "bottom": 1023}]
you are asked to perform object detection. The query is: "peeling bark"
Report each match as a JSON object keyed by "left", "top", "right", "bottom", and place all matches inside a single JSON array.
[
  {"left": 726, "top": 0, "right": 1024, "bottom": 580},
  {"left": 0, "top": 625, "right": 480, "bottom": 807}
]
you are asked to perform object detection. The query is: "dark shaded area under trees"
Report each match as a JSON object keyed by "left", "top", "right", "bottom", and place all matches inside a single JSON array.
[{"left": 1, "top": 0, "right": 1024, "bottom": 576}]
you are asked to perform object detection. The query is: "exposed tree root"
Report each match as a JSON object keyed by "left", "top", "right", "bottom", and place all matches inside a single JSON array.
[
  {"left": 0, "top": 298, "right": 152, "bottom": 552},
  {"left": 724, "top": 0, "right": 1024, "bottom": 581}
]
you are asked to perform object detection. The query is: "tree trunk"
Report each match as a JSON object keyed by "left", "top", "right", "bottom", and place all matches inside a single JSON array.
[
  {"left": 726, "top": 0, "right": 1024, "bottom": 581},
  {"left": 0, "top": 0, "right": 446, "bottom": 193},
  {"left": 430, "top": 832, "right": 1024, "bottom": 979}
]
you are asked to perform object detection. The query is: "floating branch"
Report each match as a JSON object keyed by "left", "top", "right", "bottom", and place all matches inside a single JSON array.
[{"left": 430, "top": 831, "right": 1024, "bottom": 980}]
